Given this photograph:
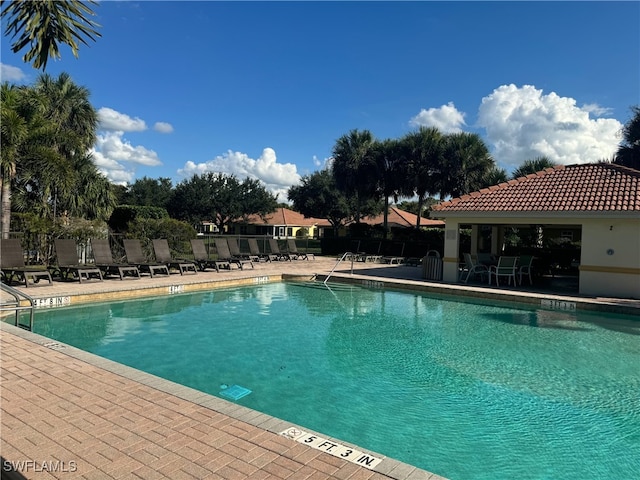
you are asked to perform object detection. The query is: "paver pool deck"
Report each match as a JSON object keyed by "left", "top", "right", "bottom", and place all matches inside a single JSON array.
[{"left": 2, "top": 257, "right": 638, "bottom": 479}]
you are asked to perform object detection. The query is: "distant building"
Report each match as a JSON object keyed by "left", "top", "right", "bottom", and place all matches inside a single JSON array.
[{"left": 228, "top": 207, "right": 322, "bottom": 239}]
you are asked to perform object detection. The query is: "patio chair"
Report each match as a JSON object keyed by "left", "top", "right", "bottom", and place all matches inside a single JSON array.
[
  {"left": 228, "top": 237, "right": 259, "bottom": 262},
  {"left": 123, "top": 239, "right": 170, "bottom": 278},
  {"left": 518, "top": 255, "right": 535, "bottom": 285},
  {"left": 91, "top": 239, "right": 140, "bottom": 280},
  {"left": 461, "top": 253, "right": 490, "bottom": 283},
  {"left": 489, "top": 256, "right": 519, "bottom": 287},
  {"left": 189, "top": 239, "right": 230, "bottom": 272},
  {"left": 152, "top": 239, "right": 198, "bottom": 275},
  {"left": 286, "top": 239, "right": 313, "bottom": 260},
  {"left": 268, "top": 238, "right": 292, "bottom": 261},
  {"left": 53, "top": 239, "right": 103, "bottom": 283},
  {"left": 248, "top": 238, "right": 275, "bottom": 262},
  {"left": 382, "top": 242, "right": 405, "bottom": 264},
  {"left": 0, "top": 238, "right": 52, "bottom": 287},
  {"left": 214, "top": 238, "right": 254, "bottom": 270}
]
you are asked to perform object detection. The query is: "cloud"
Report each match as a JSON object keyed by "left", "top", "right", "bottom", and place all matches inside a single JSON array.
[
  {"left": 90, "top": 131, "right": 162, "bottom": 184},
  {"left": 409, "top": 102, "right": 466, "bottom": 133},
  {"left": 178, "top": 148, "right": 301, "bottom": 201},
  {"left": 477, "top": 84, "right": 621, "bottom": 169},
  {"left": 98, "top": 107, "right": 147, "bottom": 132},
  {"left": 0, "top": 63, "right": 27, "bottom": 83},
  {"left": 154, "top": 121, "right": 174, "bottom": 133}
]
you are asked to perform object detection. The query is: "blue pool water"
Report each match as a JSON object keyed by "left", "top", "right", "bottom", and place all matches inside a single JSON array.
[{"left": 29, "top": 282, "right": 640, "bottom": 480}]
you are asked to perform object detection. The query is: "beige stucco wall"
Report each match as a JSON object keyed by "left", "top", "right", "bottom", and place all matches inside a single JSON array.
[
  {"left": 439, "top": 214, "right": 640, "bottom": 299},
  {"left": 579, "top": 218, "right": 640, "bottom": 298}
]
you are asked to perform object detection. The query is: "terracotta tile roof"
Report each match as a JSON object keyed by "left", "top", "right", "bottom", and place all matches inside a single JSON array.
[
  {"left": 431, "top": 163, "right": 640, "bottom": 214},
  {"left": 361, "top": 206, "right": 445, "bottom": 228},
  {"left": 242, "top": 207, "right": 322, "bottom": 226}
]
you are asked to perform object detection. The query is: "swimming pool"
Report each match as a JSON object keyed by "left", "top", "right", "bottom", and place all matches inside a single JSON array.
[{"left": 29, "top": 282, "right": 640, "bottom": 480}]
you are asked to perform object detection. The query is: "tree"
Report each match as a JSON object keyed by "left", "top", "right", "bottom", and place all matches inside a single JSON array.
[
  {"left": 401, "top": 127, "right": 446, "bottom": 228},
  {"left": 1, "top": 0, "right": 101, "bottom": 71},
  {"left": 511, "top": 156, "right": 556, "bottom": 179},
  {"left": 371, "top": 138, "right": 407, "bottom": 238},
  {"left": 439, "top": 132, "right": 495, "bottom": 198},
  {"left": 288, "top": 169, "right": 354, "bottom": 232},
  {"left": 169, "top": 173, "right": 277, "bottom": 232},
  {"left": 122, "top": 177, "right": 173, "bottom": 208},
  {"left": 331, "top": 129, "right": 382, "bottom": 222},
  {"left": 614, "top": 106, "right": 640, "bottom": 170},
  {"left": 484, "top": 166, "right": 508, "bottom": 186}
]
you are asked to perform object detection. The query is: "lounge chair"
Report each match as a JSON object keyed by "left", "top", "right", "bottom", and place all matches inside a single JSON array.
[
  {"left": 489, "top": 256, "right": 519, "bottom": 287},
  {"left": 268, "top": 239, "right": 291, "bottom": 261},
  {"left": 248, "top": 238, "right": 275, "bottom": 262},
  {"left": 382, "top": 242, "right": 405, "bottom": 264},
  {"left": 190, "top": 239, "right": 230, "bottom": 272},
  {"left": 286, "top": 239, "right": 313, "bottom": 260},
  {"left": 91, "top": 239, "right": 140, "bottom": 280},
  {"left": 518, "top": 255, "right": 535, "bottom": 285},
  {"left": 53, "top": 238, "right": 103, "bottom": 283},
  {"left": 214, "top": 238, "right": 254, "bottom": 270},
  {"left": 227, "top": 237, "right": 258, "bottom": 262},
  {"left": 0, "top": 239, "right": 52, "bottom": 287},
  {"left": 123, "top": 239, "right": 170, "bottom": 278},
  {"left": 461, "top": 253, "right": 490, "bottom": 283},
  {"left": 152, "top": 239, "right": 198, "bottom": 275}
]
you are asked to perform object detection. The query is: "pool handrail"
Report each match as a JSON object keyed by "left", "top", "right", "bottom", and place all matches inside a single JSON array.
[{"left": 324, "top": 252, "right": 355, "bottom": 285}]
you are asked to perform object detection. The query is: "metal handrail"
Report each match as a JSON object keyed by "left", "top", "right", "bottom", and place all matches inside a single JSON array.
[
  {"left": 324, "top": 252, "right": 356, "bottom": 285},
  {"left": 0, "top": 282, "right": 35, "bottom": 330}
]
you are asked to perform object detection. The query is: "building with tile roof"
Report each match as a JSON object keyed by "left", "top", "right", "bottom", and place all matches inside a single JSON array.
[
  {"left": 431, "top": 163, "right": 640, "bottom": 298},
  {"left": 229, "top": 207, "right": 323, "bottom": 238},
  {"left": 359, "top": 206, "right": 445, "bottom": 229}
]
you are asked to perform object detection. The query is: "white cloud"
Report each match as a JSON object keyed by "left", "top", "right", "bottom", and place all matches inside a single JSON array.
[
  {"left": 98, "top": 107, "right": 147, "bottom": 132},
  {"left": 582, "top": 103, "right": 613, "bottom": 117},
  {"left": 154, "top": 121, "right": 174, "bottom": 133},
  {"left": 0, "top": 63, "right": 27, "bottom": 83},
  {"left": 477, "top": 84, "right": 621, "bottom": 169},
  {"left": 409, "top": 102, "right": 466, "bottom": 133},
  {"left": 178, "top": 147, "right": 301, "bottom": 201},
  {"left": 90, "top": 131, "right": 162, "bottom": 184}
]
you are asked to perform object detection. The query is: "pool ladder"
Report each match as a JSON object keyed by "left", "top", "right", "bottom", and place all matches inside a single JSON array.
[
  {"left": 324, "top": 252, "right": 356, "bottom": 285},
  {"left": 0, "top": 282, "right": 35, "bottom": 331}
]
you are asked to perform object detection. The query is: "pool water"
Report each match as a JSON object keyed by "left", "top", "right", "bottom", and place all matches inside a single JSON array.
[{"left": 30, "top": 282, "right": 640, "bottom": 480}]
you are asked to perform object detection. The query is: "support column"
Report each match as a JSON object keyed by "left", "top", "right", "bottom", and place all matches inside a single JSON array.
[
  {"left": 442, "top": 221, "right": 460, "bottom": 282},
  {"left": 471, "top": 225, "right": 479, "bottom": 255}
]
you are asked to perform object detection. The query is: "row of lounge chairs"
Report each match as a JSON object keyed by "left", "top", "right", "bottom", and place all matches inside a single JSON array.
[{"left": 0, "top": 237, "right": 313, "bottom": 287}]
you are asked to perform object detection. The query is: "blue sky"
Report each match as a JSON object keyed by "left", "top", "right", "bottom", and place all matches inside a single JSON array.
[{"left": 2, "top": 1, "right": 639, "bottom": 201}]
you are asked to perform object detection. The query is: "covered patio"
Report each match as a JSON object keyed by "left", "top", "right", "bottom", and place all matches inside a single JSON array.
[{"left": 430, "top": 163, "right": 640, "bottom": 299}]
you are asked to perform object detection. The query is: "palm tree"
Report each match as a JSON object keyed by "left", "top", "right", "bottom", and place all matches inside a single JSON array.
[
  {"left": 511, "top": 156, "right": 556, "bottom": 179},
  {"left": 1, "top": 0, "right": 101, "bottom": 71},
  {"left": 371, "top": 138, "right": 406, "bottom": 238},
  {"left": 615, "top": 106, "right": 640, "bottom": 170},
  {"left": 401, "top": 127, "right": 445, "bottom": 228},
  {"left": 440, "top": 132, "right": 495, "bottom": 198},
  {"left": 331, "top": 129, "right": 380, "bottom": 223}
]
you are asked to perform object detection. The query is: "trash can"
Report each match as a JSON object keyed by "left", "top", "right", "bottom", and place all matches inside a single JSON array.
[{"left": 422, "top": 250, "right": 443, "bottom": 281}]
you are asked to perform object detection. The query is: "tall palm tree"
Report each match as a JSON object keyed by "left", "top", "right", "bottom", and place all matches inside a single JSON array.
[
  {"left": 1, "top": 0, "right": 101, "bottom": 71},
  {"left": 401, "top": 127, "right": 445, "bottom": 227},
  {"left": 615, "top": 106, "right": 640, "bottom": 170},
  {"left": 371, "top": 138, "right": 406, "bottom": 238},
  {"left": 35, "top": 72, "right": 98, "bottom": 155},
  {"left": 511, "top": 156, "right": 556, "bottom": 179},
  {"left": 331, "top": 129, "right": 379, "bottom": 223},
  {"left": 440, "top": 132, "right": 495, "bottom": 198}
]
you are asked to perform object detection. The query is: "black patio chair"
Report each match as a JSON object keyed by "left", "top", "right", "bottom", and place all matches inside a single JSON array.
[
  {"left": 0, "top": 238, "right": 52, "bottom": 287},
  {"left": 152, "top": 239, "right": 198, "bottom": 275},
  {"left": 190, "top": 239, "right": 230, "bottom": 272},
  {"left": 123, "top": 239, "right": 170, "bottom": 278},
  {"left": 53, "top": 239, "right": 103, "bottom": 283},
  {"left": 214, "top": 238, "right": 253, "bottom": 270},
  {"left": 90, "top": 238, "right": 140, "bottom": 280}
]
